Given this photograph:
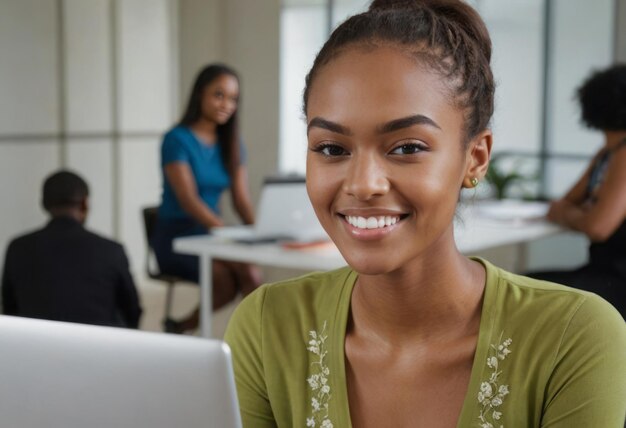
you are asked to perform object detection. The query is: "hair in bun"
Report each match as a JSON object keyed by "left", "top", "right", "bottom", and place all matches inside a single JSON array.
[
  {"left": 369, "top": 0, "right": 423, "bottom": 10},
  {"left": 303, "top": 0, "right": 494, "bottom": 142}
]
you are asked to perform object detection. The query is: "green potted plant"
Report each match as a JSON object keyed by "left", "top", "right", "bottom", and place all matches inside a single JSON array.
[{"left": 485, "top": 154, "right": 537, "bottom": 200}]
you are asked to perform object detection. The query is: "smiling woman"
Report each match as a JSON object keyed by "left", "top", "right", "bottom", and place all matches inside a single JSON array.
[
  {"left": 225, "top": 1, "right": 626, "bottom": 427},
  {"left": 151, "top": 64, "right": 261, "bottom": 333}
]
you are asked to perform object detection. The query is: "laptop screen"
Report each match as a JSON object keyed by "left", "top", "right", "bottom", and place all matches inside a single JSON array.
[{"left": 0, "top": 315, "right": 242, "bottom": 428}]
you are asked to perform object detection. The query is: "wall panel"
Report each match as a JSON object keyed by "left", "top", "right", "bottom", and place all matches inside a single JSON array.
[
  {"left": 0, "top": 142, "right": 60, "bottom": 267},
  {"left": 63, "top": 0, "right": 113, "bottom": 133},
  {"left": 0, "top": 0, "right": 59, "bottom": 135},
  {"left": 65, "top": 140, "right": 114, "bottom": 237},
  {"left": 116, "top": 0, "right": 172, "bottom": 133},
  {"left": 118, "top": 138, "right": 162, "bottom": 276}
]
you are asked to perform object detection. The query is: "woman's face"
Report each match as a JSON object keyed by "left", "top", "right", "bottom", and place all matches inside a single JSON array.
[
  {"left": 306, "top": 46, "right": 490, "bottom": 276},
  {"left": 201, "top": 74, "right": 239, "bottom": 125}
]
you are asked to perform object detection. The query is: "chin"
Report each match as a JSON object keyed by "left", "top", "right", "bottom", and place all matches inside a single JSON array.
[{"left": 340, "top": 250, "right": 401, "bottom": 276}]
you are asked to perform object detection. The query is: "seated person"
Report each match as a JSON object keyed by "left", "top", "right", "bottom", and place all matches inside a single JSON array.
[
  {"left": 224, "top": 1, "right": 626, "bottom": 427},
  {"left": 2, "top": 170, "right": 142, "bottom": 328},
  {"left": 528, "top": 64, "right": 626, "bottom": 319},
  {"left": 152, "top": 63, "right": 261, "bottom": 334}
]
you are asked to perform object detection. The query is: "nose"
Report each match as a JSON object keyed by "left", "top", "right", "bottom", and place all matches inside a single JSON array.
[{"left": 342, "top": 152, "right": 390, "bottom": 201}]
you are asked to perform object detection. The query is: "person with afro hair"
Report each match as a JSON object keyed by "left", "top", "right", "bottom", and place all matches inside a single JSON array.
[{"left": 528, "top": 64, "right": 626, "bottom": 319}]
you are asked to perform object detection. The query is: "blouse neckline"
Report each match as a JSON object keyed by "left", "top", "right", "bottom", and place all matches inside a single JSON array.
[
  {"left": 329, "top": 257, "right": 499, "bottom": 427},
  {"left": 184, "top": 126, "right": 217, "bottom": 148}
]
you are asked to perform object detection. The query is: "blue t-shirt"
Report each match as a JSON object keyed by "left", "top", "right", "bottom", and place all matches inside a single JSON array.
[{"left": 158, "top": 126, "right": 235, "bottom": 219}]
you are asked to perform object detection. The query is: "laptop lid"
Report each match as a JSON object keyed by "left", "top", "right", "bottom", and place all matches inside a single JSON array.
[
  {"left": 211, "top": 176, "right": 328, "bottom": 243},
  {"left": 252, "top": 176, "right": 327, "bottom": 241},
  {"left": 0, "top": 315, "right": 242, "bottom": 428}
]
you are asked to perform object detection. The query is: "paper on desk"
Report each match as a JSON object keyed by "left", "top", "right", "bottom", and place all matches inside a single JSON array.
[{"left": 476, "top": 199, "right": 549, "bottom": 222}]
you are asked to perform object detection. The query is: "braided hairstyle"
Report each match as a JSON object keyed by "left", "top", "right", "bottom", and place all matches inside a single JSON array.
[{"left": 303, "top": 0, "right": 495, "bottom": 144}]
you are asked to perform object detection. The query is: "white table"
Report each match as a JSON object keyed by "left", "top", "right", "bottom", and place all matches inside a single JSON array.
[{"left": 174, "top": 202, "right": 563, "bottom": 338}]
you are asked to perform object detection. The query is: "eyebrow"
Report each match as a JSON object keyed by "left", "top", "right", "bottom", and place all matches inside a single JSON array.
[
  {"left": 377, "top": 114, "right": 441, "bottom": 133},
  {"left": 307, "top": 117, "right": 352, "bottom": 135},
  {"left": 307, "top": 114, "right": 441, "bottom": 136}
]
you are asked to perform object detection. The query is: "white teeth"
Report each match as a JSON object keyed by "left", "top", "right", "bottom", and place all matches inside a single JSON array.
[{"left": 346, "top": 215, "right": 401, "bottom": 230}]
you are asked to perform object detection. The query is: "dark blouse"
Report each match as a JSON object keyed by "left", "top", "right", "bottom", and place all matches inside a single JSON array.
[{"left": 586, "top": 139, "right": 626, "bottom": 277}]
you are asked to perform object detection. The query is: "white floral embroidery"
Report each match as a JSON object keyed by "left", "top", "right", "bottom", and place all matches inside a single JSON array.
[
  {"left": 306, "top": 321, "right": 333, "bottom": 428},
  {"left": 478, "top": 333, "right": 512, "bottom": 428}
]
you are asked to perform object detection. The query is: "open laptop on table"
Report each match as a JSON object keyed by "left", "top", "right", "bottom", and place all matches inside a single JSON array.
[
  {"left": 0, "top": 315, "right": 242, "bottom": 428},
  {"left": 213, "top": 176, "right": 328, "bottom": 244}
]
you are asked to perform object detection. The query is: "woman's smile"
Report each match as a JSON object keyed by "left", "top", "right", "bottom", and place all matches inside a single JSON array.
[{"left": 336, "top": 208, "right": 410, "bottom": 240}]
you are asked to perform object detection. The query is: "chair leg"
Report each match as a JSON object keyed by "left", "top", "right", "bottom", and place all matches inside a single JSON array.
[{"left": 164, "top": 283, "right": 175, "bottom": 320}]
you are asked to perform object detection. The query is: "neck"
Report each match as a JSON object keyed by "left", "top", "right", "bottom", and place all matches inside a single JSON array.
[
  {"left": 349, "top": 242, "right": 485, "bottom": 345},
  {"left": 604, "top": 130, "right": 626, "bottom": 149},
  {"left": 50, "top": 209, "right": 84, "bottom": 224},
  {"left": 190, "top": 119, "right": 217, "bottom": 143}
]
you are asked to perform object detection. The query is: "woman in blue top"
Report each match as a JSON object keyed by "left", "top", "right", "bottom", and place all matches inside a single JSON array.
[{"left": 153, "top": 64, "right": 261, "bottom": 333}]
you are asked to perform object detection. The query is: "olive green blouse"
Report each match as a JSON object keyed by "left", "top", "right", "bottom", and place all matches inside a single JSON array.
[{"left": 224, "top": 258, "right": 626, "bottom": 427}]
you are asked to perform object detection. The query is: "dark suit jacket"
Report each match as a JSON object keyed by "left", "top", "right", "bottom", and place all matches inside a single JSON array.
[{"left": 1, "top": 216, "right": 142, "bottom": 328}]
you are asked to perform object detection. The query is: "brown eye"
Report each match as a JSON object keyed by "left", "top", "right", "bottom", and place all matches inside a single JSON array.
[
  {"left": 312, "top": 143, "right": 348, "bottom": 157},
  {"left": 390, "top": 142, "right": 427, "bottom": 155}
]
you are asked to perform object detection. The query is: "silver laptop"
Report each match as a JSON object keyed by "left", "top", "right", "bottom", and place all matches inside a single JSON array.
[
  {"left": 213, "top": 176, "right": 328, "bottom": 243},
  {"left": 0, "top": 315, "right": 242, "bottom": 428}
]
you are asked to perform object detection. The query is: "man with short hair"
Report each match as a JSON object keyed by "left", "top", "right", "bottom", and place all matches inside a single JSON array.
[{"left": 1, "top": 170, "right": 142, "bottom": 328}]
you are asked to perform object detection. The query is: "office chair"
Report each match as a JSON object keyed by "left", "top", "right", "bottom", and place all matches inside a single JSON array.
[{"left": 141, "top": 206, "right": 185, "bottom": 332}]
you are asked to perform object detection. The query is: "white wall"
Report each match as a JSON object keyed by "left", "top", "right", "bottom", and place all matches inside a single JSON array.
[
  {"left": 0, "top": 0, "right": 178, "bottom": 279},
  {"left": 617, "top": 0, "right": 626, "bottom": 62},
  {"left": 178, "top": 0, "right": 222, "bottom": 113},
  {"left": 0, "top": 0, "right": 61, "bottom": 267},
  {"left": 544, "top": 0, "right": 614, "bottom": 197}
]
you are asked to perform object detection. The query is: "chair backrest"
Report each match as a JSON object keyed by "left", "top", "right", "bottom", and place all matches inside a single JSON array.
[
  {"left": 143, "top": 206, "right": 158, "bottom": 238},
  {"left": 141, "top": 206, "right": 161, "bottom": 278}
]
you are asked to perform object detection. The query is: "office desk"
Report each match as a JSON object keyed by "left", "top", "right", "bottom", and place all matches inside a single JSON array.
[{"left": 175, "top": 203, "right": 563, "bottom": 338}]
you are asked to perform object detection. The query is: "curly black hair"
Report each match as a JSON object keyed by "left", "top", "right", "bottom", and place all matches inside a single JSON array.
[
  {"left": 577, "top": 64, "right": 626, "bottom": 131},
  {"left": 303, "top": 0, "right": 495, "bottom": 144}
]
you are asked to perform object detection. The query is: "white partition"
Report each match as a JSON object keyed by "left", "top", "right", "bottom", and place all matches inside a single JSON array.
[
  {"left": 63, "top": 0, "right": 113, "bottom": 134},
  {"left": 0, "top": 142, "right": 60, "bottom": 265},
  {"left": 547, "top": 0, "right": 614, "bottom": 157},
  {"left": 118, "top": 137, "right": 162, "bottom": 276},
  {"left": 487, "top": 0, "right": 544, "bottom": 154},
  {"left": 538, "top": 0, "right": 614, "bottom": 201},
  {"left": 116, "top": 0, "right": 172, "bottom": 133},
  {"left": 279, "top": 4, "right": 327, "bottom": 175},
  {"left": 224, "top": 0, "right": 280, "bottom": 203},
  {"left": 0, "top": 0, "right": 177, "bottom": 282},
  {"left": 0, "top": 0, "right": 59, "bottom": 135},
  {"left": 65, "top": 140, "right": 114, "bottom": 238}
]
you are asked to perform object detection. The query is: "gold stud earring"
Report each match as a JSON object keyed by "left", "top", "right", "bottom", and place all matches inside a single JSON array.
[{"left": 470, "top": 177, "right": 479, "bottom": 187}]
